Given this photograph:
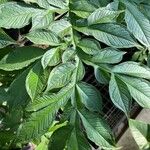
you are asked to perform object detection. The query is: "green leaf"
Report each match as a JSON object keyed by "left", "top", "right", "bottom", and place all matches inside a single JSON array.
[
  {"left": 0, "top": 131, "right": 15, "bottom": 146},
  {"left": 46, "top": 63, "right": 75, "bottom": 91},
  {"left": 76, "top": 82, "right": 102, "bottom": 112},
  {"left": 26, "top": 30, "right": 61, "bottom": 46},
  {"left": 62, "top": 49, "right": 75, "bottom": 63},
  {"left": 94, "top": 64, "right": 111, "bottom": 84},
  {"left": 70, "top": 0, "right": 99, "bottom": 18},
  {"left": 0, "top": 46, "right": 12, "bottom": 60},
  {"left": 41, "top": 48, "right": 61, "bottom": 69},
  {"left": 89, "top": 47, "right": 125, "bottom": 64},
  {"left": 48, "top": 19, "right": 72, "bottom": 38},
  {"left": 112, "top": 62, "right": 150, "bottom": 80},
  {"left": 67, "top": 127, "right": 91, "bottom": 150},
  {"left": 139, "top": 4, "right": 150, "bottom": 21},
  {"left": 70, "top": 0, "right": 112, "bottom": 18},
  {"left": 0, "top": 2, "right": 38, "bottom": 29},
  {"left": 78, "top": 109, "right": 116, "bottom": 149},
  {"left": 49, "top": 125, "right": 73, "bottom": 150},
  {"left": 31, "top": 0, "right": 68, "bottom": 14},
  {"left": 26, "top": 83, "right": 74, "bottom": 112},
  {"left": 26, "top": 61, "right": 44, "bottom": 101},
  {"left": 37, "top": 0, "right": 68, "bottom": 9},
  {"left": 49, "top": 123, "right": 91, "bottom": 150},
  {"left": 106, "top": 1, "right": 119, "bottom": 11},
  {"left": 0, "top": 0, "right": 10, "bottom": 5},
  {"left": 31, "top": 10, "right": 53, "bottom": 30},
  {"left": 35, "top": 136, "right": 49, "bottom": 150},
  {"left": 0, "top": 88, "right": 9, "bottom": 105},
  {"left": 49, "top": 111, "right": 91, "bottom": 150},
  {"left": 109, "top": 74, "right": 132, "bottom": 116},
  {"left": 2, "top": 107, "right": 23, "bottom": 130},
  {"left": 77, "top": 38, "right": 101, "bottom": 55},
  {"left": 0, "top": 46, "right": 44, "bottom": 71},
  {"left": 7, "top": 67, "right": 31, "bottom": 107},
  {"left": 17, "top": 85, "right": 72, "bottom": 142},
  {"left": 88, "top": 7, "right": 121, "bottom": 25},
  {"left": 0, "top": 28, "right": 15, "bottom": 48},
  {"left": 73, "top": 56, "right": 85, "bottom": 82},
  {"left": 118, "top": 75, "right": 150, "bottom": 109},
  {"left": 124, "top": 2, "right": 150, "bottom": 47},
  {"left": 129, "top": 119, "right": 150, "bottom": 149},
  {"left": 74, "top": 23, "right": 138, "bottom": 48},
  {"left": 17, "top": 105, "right": 56, "bottom": 142}
]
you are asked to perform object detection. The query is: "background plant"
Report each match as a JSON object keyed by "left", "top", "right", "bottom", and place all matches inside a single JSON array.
[{"left": 0, "top": 0, "right": 150, "bottom": 149}]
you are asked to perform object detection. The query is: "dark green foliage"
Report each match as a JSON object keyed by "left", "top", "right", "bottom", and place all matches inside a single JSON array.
[{"left": 0, "top": 0, "right": 150, "bottom": 149}]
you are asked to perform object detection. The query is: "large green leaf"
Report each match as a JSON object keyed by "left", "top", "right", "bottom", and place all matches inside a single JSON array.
[
  {"left": 77, "top": 38, "right": 101, "bottom": 55},
  {"left": 49, "top": 125, "right": 73, "bottom": 150},
  {"left": 17, "top": 86, "right": 72, "bottom": 142},
  {"left": 129, "top": 119, "right": 150, "bottom": 149},
  {"left": 26, "top": 30, "right": 61, "bottom": 46},
  {"left": 118, "top": 75, "right": 150, "bottom": 109},
  {"left": 49, "top": 109, "right": 91, "bottom": 150},
  {"left": 67, "top": 127, "right": 91, "bottom": 150},
  {"left": 124, "top": 1, "right": 150, "bottom": 47},
  {"left": 0, "top": 46, "right": 44, "bottom": 71},
  {"left": 31, "top": 10, "right": 53, "bottom": 30},
  {"left": 0, "top": 29, "right": 15, "bottom": 48},
  {"left": 76, "top": 82, "right": 102, "bottom": 112},
  {"left": 17, "top": 105, "right": 56, "bottom": 142},
  {"left": 26, "top": 61, "right": 44, "bottom": 101},
  {"left": 7, "top": 67, "right": 31, "bottom": 107},
  {"left": 109, "top": 74, "right": 132, "bottom": 116},
  {"left": 46, "top": 62, "right": 75, "bottom": 91},
  {"left": 0, "top": 2, "right": 39, "bottom": 28},
  {"left": 78, "top": 109, "right": 116, "bottom": 149},
  {"left": 49, "top": 124, "right": 91, "bottom": 150},
  {"left": 26, "top": 83, "right": 74, "bottom": 112},
  {"left": 41, "top": 48, "right": 61, "bottom": 69},
  {"left": 74, "top": 23, "right": 138, "bottom": 48},
  {"left": 112, "top": 62, "right": 150, "bottom": 80},
  {"left": 88, "top": 6, "right": 121, "bottom": 25}
]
